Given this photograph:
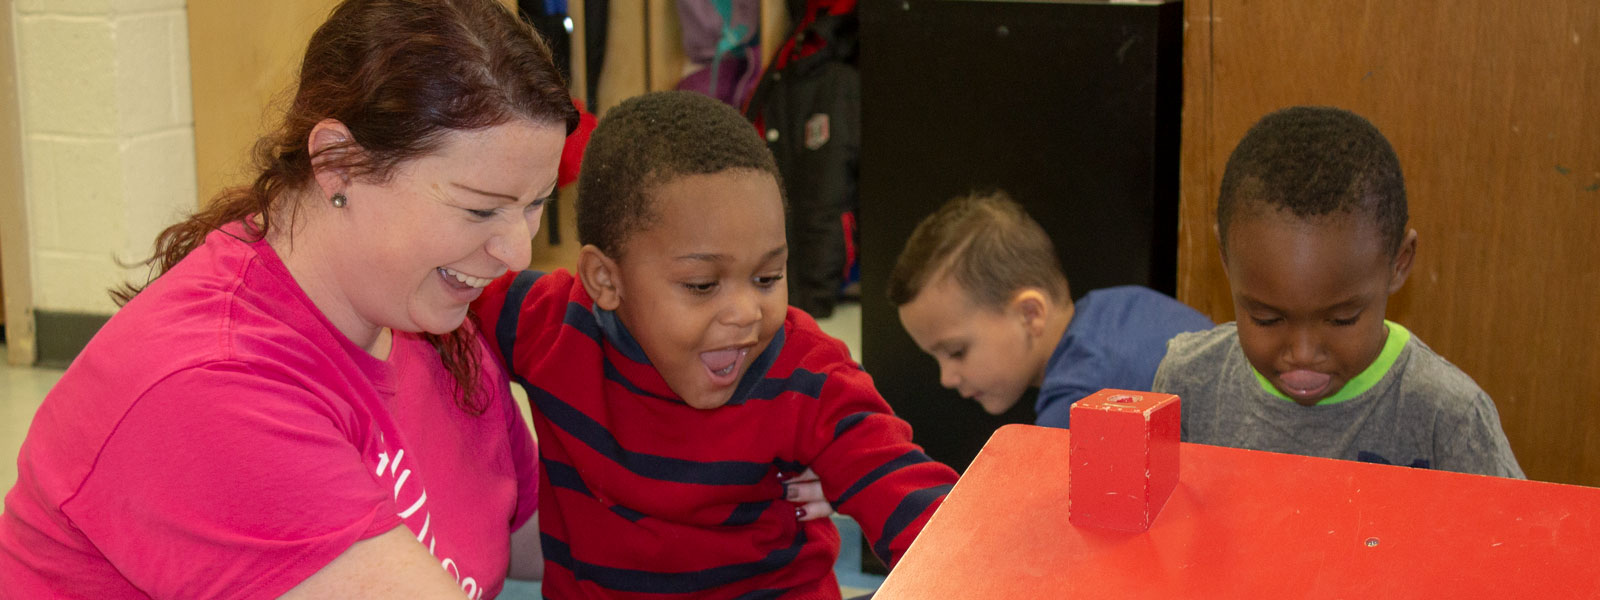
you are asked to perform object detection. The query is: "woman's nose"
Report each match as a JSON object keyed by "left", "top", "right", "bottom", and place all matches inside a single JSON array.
[{"left": 488, "top": 207, "right": 541, "bottom": 270}]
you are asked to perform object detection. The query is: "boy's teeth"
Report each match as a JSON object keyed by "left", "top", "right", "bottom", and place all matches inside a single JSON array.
[{"left": 440, "top": 267, "right": 491, "bottom": 288}]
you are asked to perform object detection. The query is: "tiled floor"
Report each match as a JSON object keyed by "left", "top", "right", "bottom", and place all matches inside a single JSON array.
[
  {"left": 0, "top": 301, "right": 879, "bottom": 597},
  {"left": 0, "top": 355, "right": 63, "bottom": 501}
]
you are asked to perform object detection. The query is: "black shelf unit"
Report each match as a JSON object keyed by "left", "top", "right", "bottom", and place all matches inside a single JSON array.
[{"left": 859, "top": 0, "right": 1185, "bottom": 474}]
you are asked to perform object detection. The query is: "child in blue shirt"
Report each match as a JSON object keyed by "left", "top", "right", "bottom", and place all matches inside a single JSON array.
[{"left": 888, "top": 191, "right": 1213, "bottom": 428}]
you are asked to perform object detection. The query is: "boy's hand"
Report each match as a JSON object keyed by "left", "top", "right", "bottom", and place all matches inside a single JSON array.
[{"left": 782, "top": 468, "right": 836, "bottom": 521}]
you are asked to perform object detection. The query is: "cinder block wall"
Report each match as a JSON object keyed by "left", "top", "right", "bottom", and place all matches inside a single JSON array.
[{"left": 13, "top": 0, "right": 196, "bottom": 318}]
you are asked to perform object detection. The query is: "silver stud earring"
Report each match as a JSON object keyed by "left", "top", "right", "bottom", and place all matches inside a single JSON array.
[{"left": 331, "top": 192, "right": 348, "bottom": 208}]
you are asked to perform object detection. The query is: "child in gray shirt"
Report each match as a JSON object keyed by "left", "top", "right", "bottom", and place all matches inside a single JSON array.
[{"left": 1153, "top": 106, "right": 1522, "bottom": 478}]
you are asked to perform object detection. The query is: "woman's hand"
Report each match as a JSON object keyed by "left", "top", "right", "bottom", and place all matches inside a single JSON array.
[{"left": 781, "top": 468, "right": 836, "bottom": 521}]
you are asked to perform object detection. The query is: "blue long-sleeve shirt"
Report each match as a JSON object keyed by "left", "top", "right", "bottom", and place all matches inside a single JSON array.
[{"left": 1034, "top": 286, "right": 1214, "bottom": 428}]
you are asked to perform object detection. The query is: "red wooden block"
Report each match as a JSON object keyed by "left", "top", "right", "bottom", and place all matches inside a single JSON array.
[{"left": 1067, "top": 389, "right": 1180, "bottom": 532}]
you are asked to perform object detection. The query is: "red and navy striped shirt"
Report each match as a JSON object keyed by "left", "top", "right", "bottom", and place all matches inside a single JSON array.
[{"left": 473, "top": 270, "right": 958, "bottom": 599}]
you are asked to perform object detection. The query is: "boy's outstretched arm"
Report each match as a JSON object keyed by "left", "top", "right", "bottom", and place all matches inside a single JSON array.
[{"left": 798, "top": 363, "right": 960, "bottom": 569}]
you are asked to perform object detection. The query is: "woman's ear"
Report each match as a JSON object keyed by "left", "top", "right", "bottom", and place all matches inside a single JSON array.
[
  {"left": 308, "top": 119, "right": 357, "bottom": 199},
  {"left": 578, "top": 244, "right": 623, "bottom": 311}
]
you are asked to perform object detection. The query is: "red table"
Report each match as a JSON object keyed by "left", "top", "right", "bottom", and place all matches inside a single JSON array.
[{"left": 876, "top": 424, "right": 1600, "bottom": 598}]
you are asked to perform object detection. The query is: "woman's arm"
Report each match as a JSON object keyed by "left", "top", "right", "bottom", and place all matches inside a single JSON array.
[
  {"left": 507, "top": 513, "right": 544, "bottom": 581},
  {"left": 64, "top": 364, "right": 500, "bottom": 598},
  {"left": 281, "top": 527, "right": 467, "bottom": 599}
]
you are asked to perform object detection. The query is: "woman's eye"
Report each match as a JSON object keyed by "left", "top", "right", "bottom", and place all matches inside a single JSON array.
[
  {"left": 525, "top": 197, "right": 549, "bottom": 213},
  {"left": 467, "top": 208, "right": 498, "bottom": 219},
  {"left": 683, "top": 282, "right": 717, "bottom": 293},
  {"left": 755, "top": 273, "right": 785, "bottom": 287}
]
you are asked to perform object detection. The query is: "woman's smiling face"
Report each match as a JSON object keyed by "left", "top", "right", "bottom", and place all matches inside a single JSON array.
[{"left": 332, "top": 120, "right": 566, "bottom": 339}]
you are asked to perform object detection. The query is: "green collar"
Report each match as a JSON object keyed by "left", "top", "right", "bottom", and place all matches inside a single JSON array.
[{"left": 1251, "top": 320, "right": 1411, "bottom": 406}]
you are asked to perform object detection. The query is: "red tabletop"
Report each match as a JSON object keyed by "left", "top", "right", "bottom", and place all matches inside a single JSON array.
[{"left": 876, "top": 424, "right": 1600, "bottom": 598}]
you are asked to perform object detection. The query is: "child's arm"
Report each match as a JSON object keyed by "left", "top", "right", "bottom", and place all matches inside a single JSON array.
[{"left": 799, "top": 364, "right": 960, "bottom": 569}]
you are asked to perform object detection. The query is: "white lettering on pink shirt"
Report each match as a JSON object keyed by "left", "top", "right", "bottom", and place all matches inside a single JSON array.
[{"left": 374, "top": 436, "right": 483, "bottom": 599}]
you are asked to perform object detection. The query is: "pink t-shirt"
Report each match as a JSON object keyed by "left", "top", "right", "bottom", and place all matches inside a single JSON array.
[{"left": 0, "top": 226, "right": 538, "bottom": 599}]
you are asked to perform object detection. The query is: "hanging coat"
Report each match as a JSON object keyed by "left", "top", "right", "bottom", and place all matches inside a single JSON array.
[{"left": 746, "top": 0, "right": 859, "bottom": 318}]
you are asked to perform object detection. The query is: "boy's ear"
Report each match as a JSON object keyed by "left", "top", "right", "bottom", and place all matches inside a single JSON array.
[
  {"left": 1387, "top": 228, "right": 1419, "bottom": 294},
  {"left": 578, "top": 244, "right": 624, "bottom": 310},
  {"left": 1010, "top": 288, "right": 1051, "bottom": 337},
  {"left": 308, "top": 118, "right": 357, "bottom": 198}
]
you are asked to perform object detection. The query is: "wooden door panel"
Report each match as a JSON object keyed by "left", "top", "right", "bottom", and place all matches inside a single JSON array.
[{"left": 1180, "top": 0, "right": 1600, "bottom": 485}]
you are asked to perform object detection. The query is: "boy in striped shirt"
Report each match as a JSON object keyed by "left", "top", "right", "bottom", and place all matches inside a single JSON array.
[{"left": 473, "top": 91, "right": 958, "bottom": 598}]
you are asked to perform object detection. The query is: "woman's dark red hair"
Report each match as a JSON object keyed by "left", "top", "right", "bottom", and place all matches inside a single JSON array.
[{"left": 115, "top": 0, "right": 578, "bottom": 414}]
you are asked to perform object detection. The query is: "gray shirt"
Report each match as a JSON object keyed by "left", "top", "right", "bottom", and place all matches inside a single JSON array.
[{"left": 1153, "top": 323, "right": 1524, "bottom": 479}]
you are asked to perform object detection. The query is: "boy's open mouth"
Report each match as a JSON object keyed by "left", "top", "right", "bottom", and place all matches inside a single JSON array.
[{"left": 701, "top": 347, "right": 751, "bottom": 383}]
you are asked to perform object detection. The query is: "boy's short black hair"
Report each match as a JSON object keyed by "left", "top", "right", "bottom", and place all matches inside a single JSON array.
[
  {"left": 1217, "top": 106, "right": 1407, "bottom": 256},
  {"left": 576, "top": 90, "right": 782, "bottom": 258},
  {"left": 886, "top": 190, "right": 1070, "bottom": 309}
]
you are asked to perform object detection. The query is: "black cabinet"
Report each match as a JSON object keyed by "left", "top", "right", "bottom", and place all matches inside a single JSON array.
[{"left": 859, "top": 0, "right": 1184, "bottom": 472}]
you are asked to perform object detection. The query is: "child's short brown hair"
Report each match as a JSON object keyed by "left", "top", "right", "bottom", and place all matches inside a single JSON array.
[
  {"left": 576, "top": 90, "right": 783, "bottom": 258},
  {"left": 887, "top": 190, "right": 1070, "bottom": 309}
]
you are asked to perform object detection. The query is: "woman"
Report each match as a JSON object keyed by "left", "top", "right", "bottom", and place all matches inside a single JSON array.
[{"left": 0, "top": 1, "right": 574, "bottom": 597}]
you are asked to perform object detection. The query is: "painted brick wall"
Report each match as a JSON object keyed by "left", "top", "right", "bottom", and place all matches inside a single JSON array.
[{"left": 14, "top": 0, "right": 196, "bottom": 315}]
